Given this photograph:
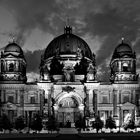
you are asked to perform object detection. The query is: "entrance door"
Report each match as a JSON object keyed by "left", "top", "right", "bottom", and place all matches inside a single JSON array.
[
  {"left": 8, "top": 110, "right": 14, "bottom": 123},
  {"left": 65, "top": 112, "right": 73, "bottom": 122},
  {"left": 58, "top": 96, "right": 79, "bottom": 122},
  {"left": 100, "top": 111, "right": 109, "bottom": 124},
  {"left": 58, "top": 109, "right": 79, "bottom": 123}
]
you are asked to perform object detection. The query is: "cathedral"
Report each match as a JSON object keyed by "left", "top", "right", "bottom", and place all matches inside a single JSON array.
[{"left": 0, "top": 25, "right": 140, "bottom": 127}]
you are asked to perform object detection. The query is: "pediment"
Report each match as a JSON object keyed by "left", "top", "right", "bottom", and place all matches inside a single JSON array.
[
  {"left": 4, "top": 53, "right": 19, "bottom": 58},
  {"left": 121, "top": 102, "right": 135, "bottom": 109},
  {"left": 6, "top": 54, "right": 15, "bottom": 58},
  {"left": 4, "top": 102, "right": 17, "bottom": 110}
]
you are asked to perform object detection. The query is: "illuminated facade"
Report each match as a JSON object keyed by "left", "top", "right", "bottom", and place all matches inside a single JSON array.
[
  {"left": 38, "top": 26, "right": 140, "bottom": 127},
  {"left": 0, "top": 26, "right": 140, "bottom": 127},
  {"left": 0, "top": 42, "right": 44, "bottom": 124}
]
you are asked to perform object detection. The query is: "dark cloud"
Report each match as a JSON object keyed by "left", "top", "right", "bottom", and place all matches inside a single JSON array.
[
  {"left": 80, "top": 0, "right": 140, "bottom": 68},
  {"left": 97, "top": 63, "right": 110, "bottom": 82},
  {"left": 24, "top": 49, "right": 44, "bottom": 73},
  {"left": 1, "top": 0, "right": 140, "bottom": 80},
  {"left": 0, "top": 0, "right": 67, "bottom": 46}
]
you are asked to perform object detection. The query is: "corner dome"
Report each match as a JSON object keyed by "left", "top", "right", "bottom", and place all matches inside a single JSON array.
[
  {"left": 4, "top": 42, "right": 23, "bottom": 54},
  {"left": 44, "top": 26, "right": 94, "bottom": 60},
  {"left": 115, "top": 43, "right": 132, "bottom": 53},
  {"left": 112, "top": 41, "right": 135, "bottom": 59}
]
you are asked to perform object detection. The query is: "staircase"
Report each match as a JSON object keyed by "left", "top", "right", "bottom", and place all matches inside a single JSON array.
[{"left": 59, "top": 128, "right": 78, "bottom": 134}]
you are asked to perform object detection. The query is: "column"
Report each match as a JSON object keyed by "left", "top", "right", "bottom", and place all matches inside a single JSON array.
[
  {"left": 53, "top": 104, "right": 58, "bottom": 120},
  {"left": 131, "top": 90, "right": 135, "bottom": 104},
  {"left": 48, "top": 89, "right": 52, "bottom": 117},
  {"left": 118, "top": 61, "right": 121, "bottom": 72},
  {"left": 135, "top": 92, "right": 140, "bottom": 117},
  {"left": 4, "top": 60, "right": 7, "bottom": 71},
  {"left": 20, "top": 90, "right": 24, "bottom": 116},
  {"left": 79, "top": 104, "right": 84, "bottom": 117},
  {"left": 93, "top": 90, "right": 97, "bottom": 116},
  {"left": 39, "top": 90, "right": 44, "bottom": 116},
  {"left": 85, "top": 89, "right": 90, "bottom": 117},
  {"left": 119, "top": 107, "right": 122, "bottom": 127},
  {"left": 113, "top": 90, "right": 117, "bottom": 117}
]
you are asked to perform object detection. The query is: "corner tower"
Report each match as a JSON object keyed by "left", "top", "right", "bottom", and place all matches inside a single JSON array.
[
  {"left": 0, "top": 41, "right": 27, "bottom": 83},
  {"left": 110, "top": 38, "right": 138, "bottom": 83}
]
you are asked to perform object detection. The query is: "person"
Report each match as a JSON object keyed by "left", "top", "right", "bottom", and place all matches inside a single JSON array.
[{"left": 66, "top": 120, "right": 71, "bottom": 128}]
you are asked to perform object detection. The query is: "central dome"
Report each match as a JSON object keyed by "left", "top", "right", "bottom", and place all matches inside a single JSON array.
[{"left": 44, "top": 26, "right": 94, "bottom": 60}]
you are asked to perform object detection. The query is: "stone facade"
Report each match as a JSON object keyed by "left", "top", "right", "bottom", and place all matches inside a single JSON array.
[
  {"left": 0, "top": 42, "right": 44, "bottom": 125},
  {"left": 0, "top": 26, "right": 140, "bottom": 128},
  {"left": 38, "top": 27, "right": 140, "bottom": 127}
]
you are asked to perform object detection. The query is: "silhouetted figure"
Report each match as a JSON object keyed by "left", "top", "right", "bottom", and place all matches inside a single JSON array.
[
  {"left": 50, "top": 57, "right": 63, "bottom": 75},
  {"left": 66, "top": 120, "right": 71, "bottom": 128}
]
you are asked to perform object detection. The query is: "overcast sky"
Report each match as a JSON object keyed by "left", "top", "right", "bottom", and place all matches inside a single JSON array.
[{"left": 0, "top": 0, "right": 140, "bottom": 82}]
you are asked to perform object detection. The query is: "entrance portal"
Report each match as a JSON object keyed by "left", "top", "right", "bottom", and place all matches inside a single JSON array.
[{"left": 57, "top": 96, "right": 81, "bottom": 127}]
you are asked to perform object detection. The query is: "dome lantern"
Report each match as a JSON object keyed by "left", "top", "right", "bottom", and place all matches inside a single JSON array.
[{"left": 64, "top": 26, "right": 72, "bottom": 34}]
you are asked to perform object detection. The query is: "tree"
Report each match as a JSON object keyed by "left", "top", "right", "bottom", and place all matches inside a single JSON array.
[
  {"left": 124, "top": 119, "right": 136, "bottom": 132},
  {"left": 105, "top": 116, "right": 116, "bottom": 132},
  {"left": 47, "top": 115, "right": 58, "bottom": 133},
  {"left": 75, "top": 115, "right": 86, "bottom": 132},
  {"left": 14, "top": 116, "right": 26, "bottom": 133},
  {"left": 31, "top": 114, "right": 43, "bottom": 133},
  {"left": 0, "top": 117, "right": 3, "bottom": 132},
  {"left": 1, "top": 114, "right": 12, "bottom": 133},
  {"left": 92, "top": 116, "right": 104, "bottom": 133}
]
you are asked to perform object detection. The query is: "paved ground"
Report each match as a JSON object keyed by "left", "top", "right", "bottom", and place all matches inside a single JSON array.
[
  {"left": 1, "top": 128, "right": 140, "bottom": 140},
  {"left": 0, "top": 132, "right": 140, "bottom": 140}
]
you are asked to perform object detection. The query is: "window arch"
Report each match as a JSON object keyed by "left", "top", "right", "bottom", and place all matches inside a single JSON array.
[
  {"left": 7, "top": 96, "right": 14, "bottom": 103},
  {"left": 122, "top": 91, "right": 130, "bottom": 103},
  {"left": 59, "top": 97, "right": 78, "bottom": 108},
  {"left": 30, "top": 96, "right": 35, "bottom": 104},
  {"left": 122, "top": 62, "right": 128, "bottom": 72},
  {"left": 9, "top": 63, "right": 14, "bottom": 72},
  {"left": 101, "top": 95, "right": 109, "bottom": 104},
  {"left": 123, "top": 95, "right": 129, "bottom": 103}
]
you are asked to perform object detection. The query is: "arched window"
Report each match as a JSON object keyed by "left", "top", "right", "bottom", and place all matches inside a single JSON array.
[
  {"left": 123, "top": 94, "right": 129, "bottom": 103},
  {"left": 1, "top": 60, "right": 4, "bottom": 71},
  {"left": 59, "top": 97, "right": 78, "bottom": 108},
  {"left": 122, "top": 63, "right": 128, "bottom": 72},
  {"left": 102, "top": 95, "right": 108, "bottom": 104},
  {"left": 9, "top": 63, "right": 14, "bottom": 72},
  {"left": 8, "top": 96, "right": 14, "bottom": 103},
  {"left": 30, "top": 96, "right": 35, "bottom": 104}
]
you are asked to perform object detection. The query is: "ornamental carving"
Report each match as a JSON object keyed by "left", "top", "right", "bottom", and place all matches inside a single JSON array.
[
  {"left": 62, "top": 86, "right": 75, "bottom": 93},
  {"left": 114, "top": 73, "right": 139, "bottom": 81}
]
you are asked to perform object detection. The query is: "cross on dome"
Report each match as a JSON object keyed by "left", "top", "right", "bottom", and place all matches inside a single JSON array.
[{"left": 121, "top": 37, "right": 124, "bottom": 44}]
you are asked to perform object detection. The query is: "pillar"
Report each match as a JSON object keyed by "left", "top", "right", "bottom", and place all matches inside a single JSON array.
[
  {"left": 118, "top": 61, "right": 121, "bottom": 72},
  {"left": 53, "top": 104, "right": 58, "bottom": 120},
  {"left": 119, "top": 107, "right": 122, "bottom": 127},
  {"left": 93, "top": 90, "right": 97, "bottom": 116},
  {"left": 48, "top": 89, "right": 52, "bottom": 117},
  {"left": 79, "top": 104, "right": 84, "bottom": 117},
  {"left": 20, "top": 89, "right": 24, "bottom": 116},
  {"left": 113, "top": 90, "right": 117, "bottom": 117},
  {"left": 39, "top": 90, "right": 44, "bottom": 116},
  {"left": 85, "top": 89, "right": 90, "bottom": 117}
]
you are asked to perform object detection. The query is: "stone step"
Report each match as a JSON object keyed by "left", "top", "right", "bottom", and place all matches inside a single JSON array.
[{"left": 59, "top": 128, "right": 78, "bottom": 134}]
